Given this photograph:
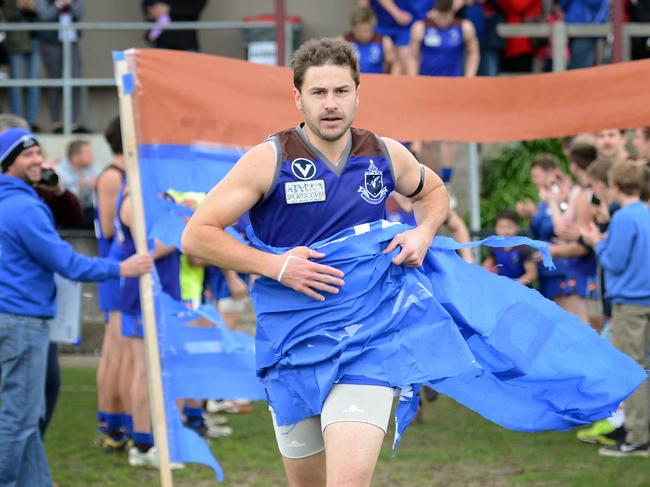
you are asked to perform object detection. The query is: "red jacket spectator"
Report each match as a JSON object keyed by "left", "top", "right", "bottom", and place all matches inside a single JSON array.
[{"left": 496, "top": 0, "right": 542, "bottom": 59}]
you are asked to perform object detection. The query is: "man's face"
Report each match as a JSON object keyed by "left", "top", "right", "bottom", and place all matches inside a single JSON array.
[
  {"left": 352, "top": 22, "right": 374, "bottom": 44},
  {"left": 72, "top": 144, "right": 94, "bottom": 169},
  {"left": 530, "top": 167, "right": 555, "bottom": 189},
  {"left": 495, "top": 218, "right": 518, "bottom": 237},
  {"left": 294, "top": 64, "right": 358, "bottom": 143},
  {"left": 5, "top": 146, "right": 43, "bottom": 185},
  {"left": 595, "top": 129, "right": 626, "bottom": 160},
  {"left": 632, "top": 128, "right": 650, "bottom": 160},
  {"left": 590, "top": 178, "right": 610, "bottom": 204}
]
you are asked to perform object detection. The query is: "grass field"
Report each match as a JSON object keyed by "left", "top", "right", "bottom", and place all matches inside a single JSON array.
[{"left": 45, "top": 366, "right": 649, "bottom": 487}]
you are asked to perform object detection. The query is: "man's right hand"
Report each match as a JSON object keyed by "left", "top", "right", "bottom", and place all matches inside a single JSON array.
[
  {"left": 119, "top": 253, "right": 154, "bottom": 277},
  {"left": 274, "top": 247, "right": 345, "bottom": 301},
  {"left": 392, "top": 9, "right": 413, "bottom": 25}
]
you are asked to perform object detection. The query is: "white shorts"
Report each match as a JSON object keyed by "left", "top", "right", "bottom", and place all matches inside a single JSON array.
[{"left": 270, "top": 384, "right": 394, "bottom": 459}]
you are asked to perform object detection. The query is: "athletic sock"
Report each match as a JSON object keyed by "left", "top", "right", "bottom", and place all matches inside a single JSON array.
[
  {"left": 97, "top": 411, "right": 108, "bottom": 434},
  {"left": 132, "top": 431, "right": 154, "bottom": 453},
  {"left": 120, "top": 414, "right": 134, "bottom": 438},
  {"left": 183, "top": 405, "right": 204, "bottom": 428},
  {"left": 106, "top": 413, "right": 125, "bottom": 441}
]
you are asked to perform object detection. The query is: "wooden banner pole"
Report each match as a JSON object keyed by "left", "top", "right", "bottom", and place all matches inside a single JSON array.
[{"left": 113, "top": 51, "right": 174, "bottom": 487}]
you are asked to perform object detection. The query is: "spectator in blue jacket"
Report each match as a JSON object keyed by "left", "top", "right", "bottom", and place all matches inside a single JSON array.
[
  {"left": 559, "top": 0, "right": 609, "bottom": 69},
  {"left": 581, "top": 161, "right": 650, "bottom": 457},
  {"left": 0, "top": 128, "right": 153, "bottom": 487}
]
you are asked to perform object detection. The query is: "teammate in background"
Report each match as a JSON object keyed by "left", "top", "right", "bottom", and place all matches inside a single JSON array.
[
  {"left": 94, "top": 116, "right": 133, "bottom": 450},
  {"left": 408, "top": 0, "right": 479, "bottom": 190},
  {"left": 116, "top": 185, "right": 185, "bottom": 469},
  {"left": 595, "top": 129, "right": 629, "bottom": 164},
  {"left": 182, "top": 38, "right": 449, "bottom": 486},
  {"left": 357, "top": 0, "right": 430, "bottom": 74},
  {"left": 386, "top": 191, "right": 474, "bottom": 262},
  {"left": 343, "top": 7, "right": 397, "bottom": 74},
  {"left": 482, "top": 209, "right": 537, "bottom": 285},
  {"left": 581, "top": 161, "right": 650, "bottom": 458}
]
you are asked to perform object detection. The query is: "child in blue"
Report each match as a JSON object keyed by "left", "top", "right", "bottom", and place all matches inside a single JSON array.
[
  {"left": 581, "top": 161, "right": 650, "bottom": 457},
  {"left": 482, "top": 209, "right": 537, "bottom": 286}
]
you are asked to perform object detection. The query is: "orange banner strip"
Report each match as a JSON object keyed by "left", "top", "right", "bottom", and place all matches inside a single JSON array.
[{"left": 130, "top": 48, "right": 650, "bottom": 146}]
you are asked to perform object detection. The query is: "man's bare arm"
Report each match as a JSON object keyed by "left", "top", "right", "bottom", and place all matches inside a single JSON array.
[
  {"left": 182, "top": 142, "right": 345, "bottom": 301},
  {"left": 382, "top": 137, "right": 449, "bottom": 266}
]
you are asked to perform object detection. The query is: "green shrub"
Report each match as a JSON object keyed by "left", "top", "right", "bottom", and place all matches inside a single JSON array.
[{"left": 480, "top": 139, "right": 567, "bottom": 229}]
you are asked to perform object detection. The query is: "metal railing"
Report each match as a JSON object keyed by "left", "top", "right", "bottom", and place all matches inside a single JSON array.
[
  {"left": 0, "top": 20, "right": 293, "bottom": 134},
  {"left": 497, "top": 22, "right": 650, "bottom": 72}
]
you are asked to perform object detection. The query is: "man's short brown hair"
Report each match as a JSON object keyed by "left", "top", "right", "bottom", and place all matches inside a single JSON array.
[
  {"left": 530, "top": 154, "right": 559, "bottom": 172},
  {"left": 609, "top": 161, "right": 645, "bottom": 196},
  {"left": 435, "top": 0, "right": 455, "bottom": 13},
  {"left": 586, "top": 158, "right": 614, "bottom": 185},
  {"left": 350, "top": 6, "right": 375, "bottom": 26},
  {"left": 292, "top": 38, "right": 360, "bottom": 91},
  {"left": 569, "top": 143, "right": 597, "bottom": 171},
  {"left": 67, "top": 139, "right": 90, "bottom": 160}
]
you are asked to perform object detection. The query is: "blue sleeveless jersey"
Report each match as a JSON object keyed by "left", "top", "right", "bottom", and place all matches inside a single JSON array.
[
  {"left": 344, "top": 32, "right": 385, "bottom": 74},
  {"left": 250, "top": 125, "right": 395, "bottom": 247},
  {"left": 116, "top": 181, "right": 181, "bottom": 316},
  {"left": 492, "top": 247, "right": 528, "bottom": 280},
  {"left": 93, "top": 164, "right": 125, "bottom": 313},
  {"left": 419, "top": 19, "right": 464, "bottom": 77}
]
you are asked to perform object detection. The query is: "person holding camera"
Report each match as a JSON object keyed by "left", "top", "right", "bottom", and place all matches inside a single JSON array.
[{"left": 0, "top": 127, "right": 153, "bottom": 487}]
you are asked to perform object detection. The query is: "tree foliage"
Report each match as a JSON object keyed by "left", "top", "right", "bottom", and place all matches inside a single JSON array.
[{"left": 480, "top": 139, "right": 567, "bottom": 229}]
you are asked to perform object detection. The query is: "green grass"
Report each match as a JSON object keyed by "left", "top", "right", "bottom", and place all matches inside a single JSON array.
[{"left": 46, "top": 367, "right": 649, "bottom": 487}]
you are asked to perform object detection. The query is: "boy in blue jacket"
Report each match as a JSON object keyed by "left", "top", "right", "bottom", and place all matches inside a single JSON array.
[
  {"left": 0, "top": 128, "right": 153, "bottom": 487},
  {"left": 581, "top": 161, "right": 650, "bottom": 457}
]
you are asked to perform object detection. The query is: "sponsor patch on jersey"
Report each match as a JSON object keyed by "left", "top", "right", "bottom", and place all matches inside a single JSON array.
[
  {"left": 285, "top": 180, "right": 326, "bottom": 204},
  {"left": 290, "top": 158, "right": 317, "bottom": 180}
]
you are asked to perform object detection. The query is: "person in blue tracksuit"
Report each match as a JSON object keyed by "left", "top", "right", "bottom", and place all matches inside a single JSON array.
[
  {"left": 182, "top": 38, "right": 450, "bottom": 486},
  {"left": 0, "top": 128, "right": 152, "bottom": 487}
]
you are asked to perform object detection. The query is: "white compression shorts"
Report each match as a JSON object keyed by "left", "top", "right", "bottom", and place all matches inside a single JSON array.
[{"left": 269, "top": 384, "right": 394, "bottom": 459}]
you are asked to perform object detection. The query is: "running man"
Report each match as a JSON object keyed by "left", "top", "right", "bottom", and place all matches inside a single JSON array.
[{"left": 182, "top": 38, "right": 449, "bottom": 486}]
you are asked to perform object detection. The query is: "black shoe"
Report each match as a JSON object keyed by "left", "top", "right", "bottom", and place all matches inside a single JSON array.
[
  {"left": 30, "top": 124, "right": 42, "bottom": 133},
  {"left": 604, "top": 426, "right": 627, "bottom": 443},
  {"left": 598, "top": 442, "right": 649, "bottom": 457}
]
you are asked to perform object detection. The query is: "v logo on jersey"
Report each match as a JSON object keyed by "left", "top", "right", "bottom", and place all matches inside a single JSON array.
[{"left": 291, "top": 158, "right": 317, "bottom": 181}]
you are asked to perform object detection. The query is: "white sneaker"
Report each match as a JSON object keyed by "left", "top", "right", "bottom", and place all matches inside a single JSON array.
[
  {"left": 206, "top": 400, "right": 238, "bottom": 414},
  {"left": 128, "top": 446, "right": 185, "bottom": 469},
  {"left": 205, "top": 424, "right": 233, "bottom": 439},
  {"left": 204, "top": 414, "right": 228, "bottom": 426}
]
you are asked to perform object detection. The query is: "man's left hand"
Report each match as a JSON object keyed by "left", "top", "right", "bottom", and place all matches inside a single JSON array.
[
  {"left": 580, "top": 222, "right": 604, "bottom": 247},
  {"left": 383, "top": 227, "right": 433, "bottom": 267}
]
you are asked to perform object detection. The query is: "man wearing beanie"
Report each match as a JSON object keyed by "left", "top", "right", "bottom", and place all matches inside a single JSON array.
[{"left": 0, "top": 128, "right": 154, "bottom": 487}]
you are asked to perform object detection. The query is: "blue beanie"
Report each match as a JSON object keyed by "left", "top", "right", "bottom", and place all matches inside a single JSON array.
[{"left": 0, "top": 128, "right": 40, "bottom": 173}]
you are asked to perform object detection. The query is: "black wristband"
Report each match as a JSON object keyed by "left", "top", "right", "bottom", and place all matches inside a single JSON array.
[{"left": 405, "top": 165, "right": 425, "bottom": 198}]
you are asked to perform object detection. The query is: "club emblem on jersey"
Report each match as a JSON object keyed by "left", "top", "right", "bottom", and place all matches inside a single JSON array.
[
  {"left": 291, "top": 158, "right": 317, "bottom": 180},
  {"left": 358, "top": 160, "right": 388, "bottom": 205}
]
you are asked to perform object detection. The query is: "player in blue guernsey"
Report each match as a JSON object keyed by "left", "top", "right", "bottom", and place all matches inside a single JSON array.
[
  {"left": 93, "top": 117, "right": 133, "bottom": 452},
  {"left": 409, "top": 0, "right": 479, "bottom": 77},
  {"left": 116, "top": 183, "right": 184, "bottom": 469},
  {"left": 182, "top": 38, "right": 449, "bottom": 487},
  {"left": 359, "top": 0, "right": 425, "bottom": 74},
  {"left": 408, "top": 0, "right": 479, "bottom": 207},
  {"left": 342, "top": 7, "right": 396, "bottom": 74}
]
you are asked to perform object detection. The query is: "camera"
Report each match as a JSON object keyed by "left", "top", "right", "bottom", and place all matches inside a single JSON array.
[
  {"left": 39, "top": 169, "right": 59, "bottom": 188},
  {"left": 591, "top": 193, "right": 601, "bottom": 206}
]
